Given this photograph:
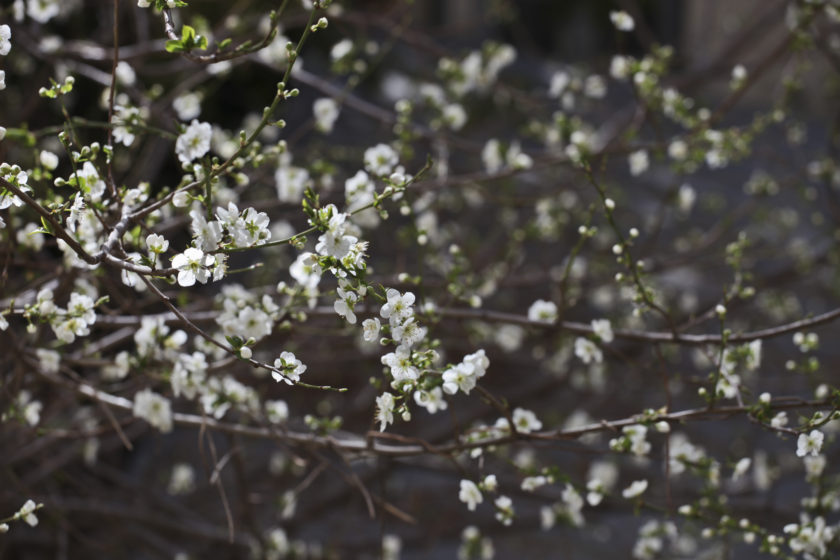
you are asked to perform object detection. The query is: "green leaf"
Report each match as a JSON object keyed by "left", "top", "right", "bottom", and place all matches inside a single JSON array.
[
  {"left": 166, "top": 25, "right": 207, "bottom": 53},
  {"left": 165, "top": 39, "right": 185, "bottom": 53},
  {"left": 225, "top": 335, "right": 243, "bottom": 348},
  {"left": 181, "top": 24, "right": 196, "bottom": 43},
  {"left": 39, "top": 216, "right": 53, "bottom": 235}
]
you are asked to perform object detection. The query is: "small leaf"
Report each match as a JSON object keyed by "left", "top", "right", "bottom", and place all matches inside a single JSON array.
[
  {"left": 165, "top": 39, "right": 184, "bottom": 53},
  {"left": 181, "top": 25, "right": 196, "bottom": 43}
]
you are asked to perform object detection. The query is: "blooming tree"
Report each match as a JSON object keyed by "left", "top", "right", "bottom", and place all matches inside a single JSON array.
[{"left": 3, "top": 0, "right": 840, "bottom": 558}]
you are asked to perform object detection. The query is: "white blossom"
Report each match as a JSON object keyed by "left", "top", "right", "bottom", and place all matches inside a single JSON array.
[
  {"left": 391, "top": 316, "right": 426, "bottom": 348},
  {"left": 622, "top": 479, "right": 649, "bottom": 499},
  {"left": 610, "top": 10, "right": 635, "bottom": 31},
  {"left": 591, "top": 319, "right": 614, "bottom": 343},
  {"left": 272, "top": 351, "right": 307, "bottom": 384},
  {"left": 584, "top": 75, "right": 606, "bottom": 98},
  {"left": 39, "top": 150, "right": 59, "bottom": 170},
  {"left": 167, "top": 463, "right": 196, "bottom": 495},
  {"left": 586, "top": 462, "right": 618, "bottom": 506},
  {"left": 289, "top": 252, "right": 321, "bottom": 290},
  {"left": 521, "top": 475, "right": 549, "bottom": 492},
  {"left": 459, "top": 479, "right": 483, "bottom": 511},
  {"left": 677, "top": 184, "right": 696, "bottom": 213},
  {"left": 574, "top": 337, "right": 603, "bottom": 364},
  {"left": 28, "top": 0, "right": 60, "bottom": 23},
  {"left": 442, "top": 103, "right": 467, "bottom": 130},
  {"left": 146, "top": 233, "right": 169, "bottom": 255},
  {"left": 629, "top": 149, "right": 649, "bottom": 176},
  {"left": 512, "top": 407, "right": 543, "bottom": 433},
  {"left": 133, "top": 389, "right": 173, "bottom": 433},
  {"left": 375, "top": 392, "right": 396, "bottom": 431},
  {"left": 17, "top": 499, "right": 39, "bottom": 527},
  {"left": 482, "top": 138, "right": 503, "bottom": 173},
  {"left": 731, "top": 457, "right": 751, "bottom": 482},
  {"left": 275, "top": 165, "right": 310, "bottom": 203},
  {"left": 381, "top": 345, "right": 419, "bottom": 382},
  {"left": 313, "top": 97, "right": 340, "bottom": 133},
  {"left": 610, "top": 55, "right": 631, "bottom": 80},
  {"left": 362, "top": 317, "right": 381, "bottom": 342},
  {"left": 494, "top": 495, "right": 514, "bottom": 526},
  {"left": 668, "top": 433, "right": 706, "bottom": 475},
  {"left": 114, "top": 61, "right": 135, "bottom": 85},
  {"left": 414, "top": 387, "right": 448, "bottom": 414},
  {"left": 330, "top": 38, "right": 353, "bottom": 62},
  {"left": 364, "top": 143, "right": 399, "bottom": 176},
  {"left": 668, "top": 140, "right": 688, "bottom": 161},
  {"left": 797, "top": 429, "right": 825, "bottom": 458},
  {"left": 172, "top": 92, "right": 202, "bottom": 121},
  {"left": 266, "top": 400, "right": 289, "bottom": 424},
  {"left": 170, "top": 247, "right": 212, "bottom": 287},
  {"left": 442, "top": 362, "right": 477, "bottom": 395},
  {"left": 0, "top": 25, "right": 11, "bottom": 56},
  {"left": 382, "top": 534, "right": 402, "bottom": 560},
  {"left": 380, "top": 288, "right": 415, "bottom": 326},
  {"left": 36, "top": 348, "right": 60, "bottom": 374},
  {"left": 175, "top": 120, "right": 212, "bottom": 165},
  {"left": 804, "top": 454, "right": 826, "bottom": 482},
  {"left": 731, "top": 64, "right": 747, "bottom": 87},
  {"left": 528, "top": 299, "right": 557, "bottom": 324},
  {"left": 334, "top": 284, "right": 358, "bottom": 324}
]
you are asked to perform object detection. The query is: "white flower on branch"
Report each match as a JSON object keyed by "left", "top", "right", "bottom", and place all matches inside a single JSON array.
[
  {"left": 528, "top": 299, "right": 557, "bottom": 324},
  {"left": 375, "top": 392, "right": 396, "bottom": 431},
  {"left": 313, "top": 97, "right": 340, "bottom": 133},
  {"left": 272, "top": 351, "right": 307, "bottom": 385},
  {"left": 442, "top": 362, "right": 477, "bottom": 395},
  {"left": 391, "top": 316, "right": 426, "bottom": 348},
  {"left": 28, "top": 0, "right": 59, "bottom": 23},
  {"left": 265, "top": 400, "right": 289, "bottom": 424},
  {"left": 289, "top": 252, "right": 322, "bottom": 290},
  {"left": 381, "top": 345, "right": 419, "bottom": 383},
  {"left": 172, "top": 92, "right": 202, "bottom": 121},
  {"left": 610, "top": 10, "right": 635, "bottom": 32},
  {"left": 574, "top": 337, "right": 602, "bottom": 364},
  {"left": 494, "top": 495, "right": 514, "bottom": 526},
  {"left": 133, "top": 389, "right": 173, "bottom": 433},
  {"left": 512, "top": 408, "right": 543, "bottom": 433},
  {"left": 591, "top": 319, "right": 614, "bottom": 343},
  {"left": 459, "top": 479, "right": 483, "bottom": 511},
  {"left": 170, "top": 247, "right": 213, "bottom": 287},
  {"left": 622, "top": 479, "right": 648, "bottom": 499},
  {"left": 189, "top": 209, "right": 223, "bottom": 252},
  {"left": 175, "top": 120, "right": 212, "bottom": 165},
  {"left": 413, "top": 387, "right": 448, "bottom": 414},
  {"left": 167, "top": 463, "right": 196, "bottom": 495},
  {"left": 16, "top": 499, "right": 40, "bottom": 527},
  {"left": 628, "top": 149, "right": 649, "bottom": 176},
  {"left": 0, "top": 25, "right": 11, "bottom": 56},
  {"left": 334, "top": 284, "right": 358, "bottom": 324},
  {"left": 364, "top": 143, "right": 399, "bottom": 176},
  {"left": 362, "top": 317, "right": 381, "bottom": 342},
  {"left": 316, "top": 209, "right": 357, "bottom": 259},
  {"left": 797, "top": 430, "right": 824, "bottom": 458},
  {"left": 380, "top": 288, "right": 416, "bottom": 327}
]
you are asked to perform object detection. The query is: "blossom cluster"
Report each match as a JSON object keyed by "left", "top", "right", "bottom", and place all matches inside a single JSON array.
[{"left": 6, "top": 2, "right": 840, "bottom": 558}]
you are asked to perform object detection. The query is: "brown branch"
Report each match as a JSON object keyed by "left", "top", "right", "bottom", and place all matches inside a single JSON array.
[{"left": 38, "top": 360, "right": 826, "bottom": 459}]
